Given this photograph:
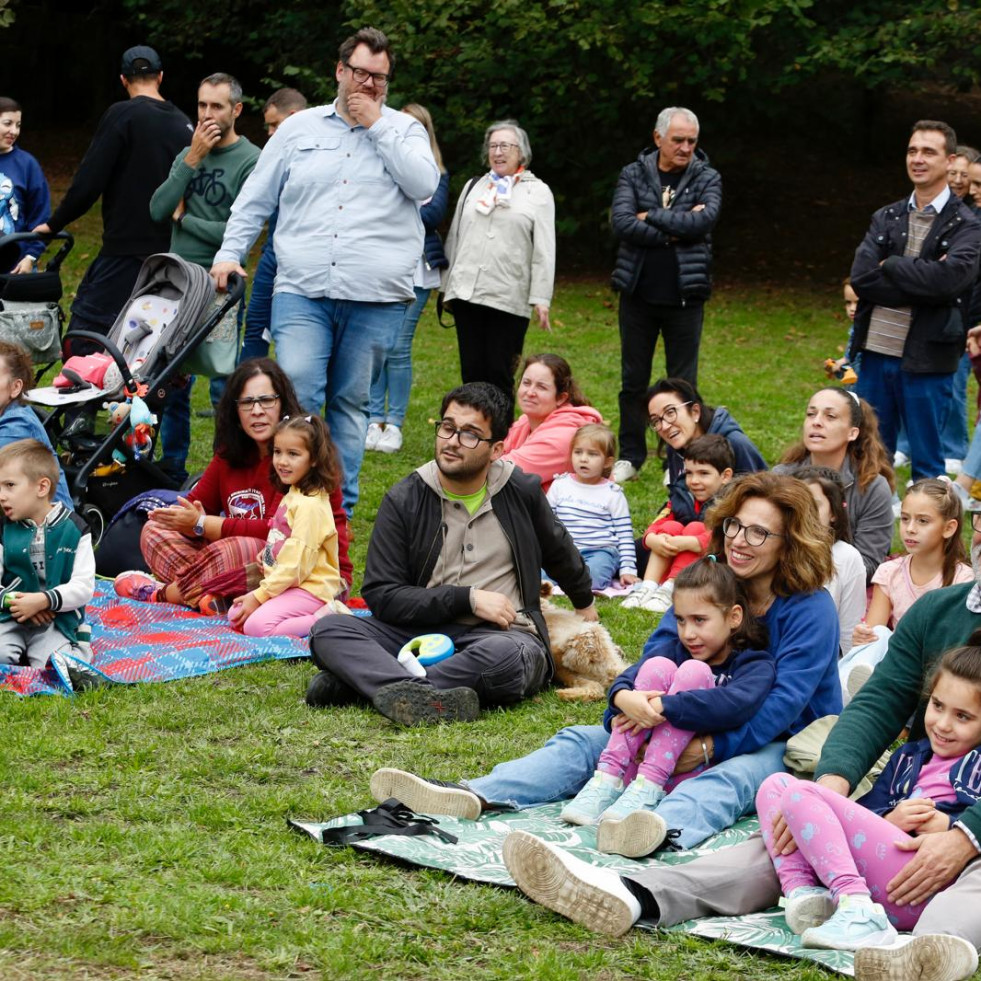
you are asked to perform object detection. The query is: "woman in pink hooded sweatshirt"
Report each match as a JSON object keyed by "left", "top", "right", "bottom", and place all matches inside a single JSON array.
[{"left": 503, "top": 353, "right": 603, "bottom": 493}]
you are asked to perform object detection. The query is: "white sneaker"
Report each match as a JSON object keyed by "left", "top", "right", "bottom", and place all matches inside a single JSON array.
[
  {"left": 376, "top": 425, "right": 403, "bottom": 453},
  {"left": 502, "top": 829, "right": 642, "bottom": 936},
  {"left": 636, "top": 581, "right": 674, "bottom": 614},
  {"left": 365, "top": 422, "right": 384, "bottom": 451},
  {"left": 946, "top": 459, "right": 964, "bottom": 476},
  {"left": 854, "top": 933, "right": 979, "bottom": 981},
  {"left": 621, "top": 580, "right": 658, "bottom": 609},
  {"left": 893, "top": 450, "right": 910, "bottom": 468},
  {"left": 612, "top": 460, "right": 638, "bottom": 484},
  {"left": 781, "top": 885, "right": 835, "bottom": 935}
]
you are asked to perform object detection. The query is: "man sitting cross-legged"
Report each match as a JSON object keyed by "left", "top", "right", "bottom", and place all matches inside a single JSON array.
[{"left": 306, "top": 381, "right": 597, "bottom": 725}]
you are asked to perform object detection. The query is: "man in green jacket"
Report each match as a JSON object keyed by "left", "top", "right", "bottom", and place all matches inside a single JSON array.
[
  {"left": 501, "top": 511, "right": 981, "bottom": 981},
  {"left": 149, "top": 72, "right": 260, "bottom": 481}
]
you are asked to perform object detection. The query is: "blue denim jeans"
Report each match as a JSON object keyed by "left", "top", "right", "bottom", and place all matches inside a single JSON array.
[
  {"left": 465, "top": 725, "right": 787, "bottom": 850},
  {"left": 942, "top": 351, "right": 971, "bottom": 461},
  {"left": 856, "top": 351, "right": 952, "bottom": 481},
  {"left": 241, "top": 240, "right": 276, "bottom": 363},
  {"left": 963, "top": 423, "right": 981, "bottom": 481},
  {"left": 580, "top": 546, "right": 620, "bottom": 590},
  {"left": 270, "top": 292, "right": 406, "bottom": 513},
  {"left": 368, "top": 286, "right": 431, "bottom": 427}
]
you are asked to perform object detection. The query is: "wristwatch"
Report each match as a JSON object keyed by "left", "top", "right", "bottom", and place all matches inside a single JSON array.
[{"left": 192, "top": 514, "right": 206, "bottom": 537}]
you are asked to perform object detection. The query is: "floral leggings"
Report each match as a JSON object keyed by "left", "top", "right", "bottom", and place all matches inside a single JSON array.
[
  {"left": 597, "top": 655, "right": 711, "bottom": 788},
  {"left": 756, "top": 772, "right": 927, "bottom": 930}
]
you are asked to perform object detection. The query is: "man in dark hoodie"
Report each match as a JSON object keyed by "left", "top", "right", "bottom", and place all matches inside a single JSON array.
[
  {"left": 306, "top": 381, "right": 597, "bottom": 726},
  {"left": 35, "top": 46, "right": 193, "bottom": 342},
  {"left": 609, "top": 107, "right": 722, "bottom": 485}
]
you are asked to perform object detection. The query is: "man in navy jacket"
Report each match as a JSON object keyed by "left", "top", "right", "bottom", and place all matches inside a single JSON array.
[{"left": 849, "top": 119, "right": 981, "bottom": 481}]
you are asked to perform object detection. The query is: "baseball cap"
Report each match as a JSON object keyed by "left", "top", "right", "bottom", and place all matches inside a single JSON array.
[{"left": 121, "top": 45, "right": 162, "bottom": 76}]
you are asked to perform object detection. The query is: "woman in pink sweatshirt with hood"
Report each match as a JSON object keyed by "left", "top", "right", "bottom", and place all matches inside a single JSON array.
[{"left": 503, "top": 353, "right": 603, "bottom": 493}]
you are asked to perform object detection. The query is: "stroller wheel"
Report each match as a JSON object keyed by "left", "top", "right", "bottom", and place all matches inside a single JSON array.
[{"left": 81, "top": 504, "right": 106, "bottom": 548}]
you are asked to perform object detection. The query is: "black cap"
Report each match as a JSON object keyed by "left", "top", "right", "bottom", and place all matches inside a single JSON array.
[{"left": 121, "top": 45, "right": 162, "bottom": 76}]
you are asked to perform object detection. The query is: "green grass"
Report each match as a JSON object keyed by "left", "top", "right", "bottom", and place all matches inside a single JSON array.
[{"left": 0, "top": 209, "right": 958, "bottom": 979}]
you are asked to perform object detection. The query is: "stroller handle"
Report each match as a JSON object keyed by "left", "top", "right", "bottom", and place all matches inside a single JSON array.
[
  {"left": 223, "top": 271, "right": 246, "bottom": 305},
  {"left": 0, "top": 231, "right": 74, "bottom": 272},
  {"left": 61, "top": 330, "right": 141, "bottom": 396}
]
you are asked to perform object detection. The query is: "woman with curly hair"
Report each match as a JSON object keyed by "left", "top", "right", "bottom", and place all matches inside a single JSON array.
[
  {"left": 370, "top": 471, "right": 841, "bottom": 862},
  {"left": 776, "top": 387, "right": 894, "bottom": 581}
]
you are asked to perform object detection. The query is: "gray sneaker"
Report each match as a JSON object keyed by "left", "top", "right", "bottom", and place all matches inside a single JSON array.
[
  {"left": 372, "top": 680, "right": 480, "bottom": 725},
  {"left": 369, "top": 767, "right": 483, "bottom": 819},
  {"left": 854, "top": 934, "right": 979, "bottom": 981},
  {"left": 502, "top": 830, "right": 641, "bottom": 937}
]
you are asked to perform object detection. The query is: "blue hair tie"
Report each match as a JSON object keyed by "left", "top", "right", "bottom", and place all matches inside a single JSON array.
[{"left": 707, "top": 553, "right": 717, "bottom": 563}]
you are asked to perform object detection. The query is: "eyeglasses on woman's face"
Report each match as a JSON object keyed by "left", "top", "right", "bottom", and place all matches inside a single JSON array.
[
  {"left": 649, "top": 401, "right": 693, "bottom": 432},
  {"left": 236, "top": 394, "right": 280, "bottom": 412},
  {"left": 722, "top": 515, "right": 784, "bottom": 547}
]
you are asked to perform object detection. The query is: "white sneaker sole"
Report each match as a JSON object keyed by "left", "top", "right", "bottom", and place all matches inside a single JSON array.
[
  {"left": 369, "top": 767, "right": 481, "bottom": 820},
  {"left": 503, "top": 830, "right": 636, "bottom": 937},
  {"left": 783, "top": 891, "right": 835, "bottom": 935},
  {"left": 597, "top": 809, "right": 668, "bottom": 858},
  {"left": 854, "top": 934, "right": 979, "bottom": 981}
]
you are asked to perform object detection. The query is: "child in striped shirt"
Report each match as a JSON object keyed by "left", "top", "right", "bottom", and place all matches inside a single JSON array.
[{"left": 546, "top": 423, "right": 638, "bottom": 590}]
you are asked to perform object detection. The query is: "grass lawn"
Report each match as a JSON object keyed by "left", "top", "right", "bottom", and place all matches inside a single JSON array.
[{"left": 0, "top": 209, "right": 949, "bottom": 980}]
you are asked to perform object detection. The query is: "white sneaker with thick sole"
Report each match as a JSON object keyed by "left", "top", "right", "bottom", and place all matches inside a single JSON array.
[
  {"left": 369, "top": 767, "right": 482, "bottom": 819},
  {"left": 854, "top": 933, "right": 978, "bottom": 981},
  {"left": 376, "top": 425, "right": 403, "bottom": 453},
  {"left": 622, "top": 581, "right": 658, "bottom": 610},
  {"left": 597, "top": 808, "right": 669, "bottom": 858},
  {"left": 365, "top": 422, "right": 384, "bottom": 451},
  {"left": 635, "top": 581, "right": 675, "bottom": 614},
  {"left": 802, "top": 897, "right": 897, "bottom": 951},
  {"left": 503, "top": 829, "right": 642, "bottom": 936},
  {"left": 612, "top": 460, "right": 638, "bottom": 484}
]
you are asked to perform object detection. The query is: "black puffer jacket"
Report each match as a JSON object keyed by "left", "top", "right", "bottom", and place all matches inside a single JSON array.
[
  {"left": 610, "top": 147, "right": 722, "bottom": 301},
  {"left": 849, "top": 194, "right": 981, "bottom": 373}
]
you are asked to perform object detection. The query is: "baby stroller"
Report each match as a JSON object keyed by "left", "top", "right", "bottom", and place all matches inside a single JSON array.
[
  {"left": 28, "top": 252, "right": 244, "bottom": 544},
  {"left": 0, "top": 231, "right": 74, "bottom": 379}
]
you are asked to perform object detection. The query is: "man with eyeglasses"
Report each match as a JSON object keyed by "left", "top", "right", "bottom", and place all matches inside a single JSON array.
[
  {"left": 209, "top": 27, "right": 439, "bottom": 514},
  {"left": 609, "top": 107, "right": 722, "bottom": 485},
  {"left": 306, "top": 381, "right": 597, "bottom": 726}
]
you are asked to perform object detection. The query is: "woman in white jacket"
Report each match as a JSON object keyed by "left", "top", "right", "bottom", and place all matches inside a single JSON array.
[{"left": 442, "top": 119, "right": 555, "bottom": 406}]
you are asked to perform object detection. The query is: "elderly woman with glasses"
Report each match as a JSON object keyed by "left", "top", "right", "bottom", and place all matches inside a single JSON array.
[
  {"left": 442, "top": 119, "right": 555, "bottom": 406},
  {"left": 114, "top": 358, "right": 351, "bottom": 609},
  {"left": 369, "top": 471, "right": 841, "bottom": 862}
]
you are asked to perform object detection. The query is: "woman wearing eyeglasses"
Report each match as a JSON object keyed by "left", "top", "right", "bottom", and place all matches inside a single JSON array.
[
  {"left": 775, "top": 386, "right": 894, "bottom": 581},
  {"left": 369, "top": 471, "right": 841, "bottom": 858},
  {"left": 647, "top": 377, "right": 767, "bottom": 525},
  {"left": 442, "top": 119, "right": 555, "bottom": 406},
  {"left": 114, "top": 358, "right": 351, "bottom": 609}
]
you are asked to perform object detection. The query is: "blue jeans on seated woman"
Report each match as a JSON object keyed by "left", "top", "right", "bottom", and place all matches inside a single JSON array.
[{"left": 464, "top": 725, "right": 787, "bottom": 849}]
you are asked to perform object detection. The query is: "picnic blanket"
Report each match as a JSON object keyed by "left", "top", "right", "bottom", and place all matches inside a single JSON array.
[
  {"left": 291, "top": 804, "right": 856, "bottom": 977},
  {"left": 0, "top": 586, "right": 312, "bottom": 697}
]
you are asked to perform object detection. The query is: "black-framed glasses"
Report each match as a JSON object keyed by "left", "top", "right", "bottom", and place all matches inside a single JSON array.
[
  {"left": 971, "top": 512, "right": 981, "bottom": 534},
  {"left": 236, "top": 394, "right": 280, "bottom": 410},
  {"left": 344, "top": 62, "right": 390, "bottom": 88},
  {"left": 722, "top": 516, "right": 784, "bottom": 547},
  {"left": 488, "top": 142, "right": 518, "bottom": 153},
  {"left": 649, "top": 401, "right": 693, "bottom": 432},
  {"left": 435, "top": 421, "right": 496, "bottom": 449}
]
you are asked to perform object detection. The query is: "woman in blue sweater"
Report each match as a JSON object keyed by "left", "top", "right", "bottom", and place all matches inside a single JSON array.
[
  {"left": 365, "top": 103, "right": 450, "bottom": 455},
  {"left": 370, "top": 472, "right": 842, "bottom": 855}
]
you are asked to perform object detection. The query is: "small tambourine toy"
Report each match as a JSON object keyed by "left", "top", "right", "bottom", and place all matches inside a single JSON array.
[{"left": 396, "top": 633, "right": 455, "bottom": 677}]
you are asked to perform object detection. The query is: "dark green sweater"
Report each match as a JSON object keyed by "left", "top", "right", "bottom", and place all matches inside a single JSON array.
[{"left": 816, "top": 582, "right": 981, "bottom": 845}]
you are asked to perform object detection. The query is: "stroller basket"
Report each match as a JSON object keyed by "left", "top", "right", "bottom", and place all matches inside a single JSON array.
[{"left": 0, "top": 231, "right": 73, "bottom": 365}]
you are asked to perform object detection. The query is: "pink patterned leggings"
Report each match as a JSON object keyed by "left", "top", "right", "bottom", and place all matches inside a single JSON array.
[
  {"left": 232, "top": 587, "right": 331, "bottom": 638},
  {"left": 756, "top": 772, "right": 927, "bottom": 930},
  {"left": 597, "top": 655, "right": 712, "bottom": 788}
]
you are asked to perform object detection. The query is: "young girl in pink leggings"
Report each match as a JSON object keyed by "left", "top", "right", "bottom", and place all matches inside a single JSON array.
[
  {"left": 229, "top": 415, "right": 347, "bottom": 636},
  {"left": 757, "top": 634, "right": 981, "bottom": 952},
  {"left": 560, "top": 557, "right": 774, "bottom": 855}
]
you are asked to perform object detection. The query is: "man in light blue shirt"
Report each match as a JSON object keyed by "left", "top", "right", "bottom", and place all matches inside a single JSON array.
[{"left": 211, "top": 27, "right": 439, "bottom": 513}]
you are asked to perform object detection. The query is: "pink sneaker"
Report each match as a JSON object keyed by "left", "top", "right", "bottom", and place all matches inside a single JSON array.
[{"left": 114, "top": 570, "right": 163, "bottom": 603}]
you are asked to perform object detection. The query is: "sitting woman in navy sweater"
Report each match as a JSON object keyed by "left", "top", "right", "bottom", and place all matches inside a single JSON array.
[{"left": 370, "top": 472, "right": 842, "bottom": 860}]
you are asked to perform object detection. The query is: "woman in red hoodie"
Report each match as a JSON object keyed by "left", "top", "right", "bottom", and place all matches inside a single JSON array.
[{"left": 502, "top": 353, "right": 603, "bottom": 493}]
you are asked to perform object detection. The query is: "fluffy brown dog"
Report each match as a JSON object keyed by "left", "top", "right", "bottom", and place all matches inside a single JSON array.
[{"left": 540, "top": 584, "right": 628, "bottom": 701}]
